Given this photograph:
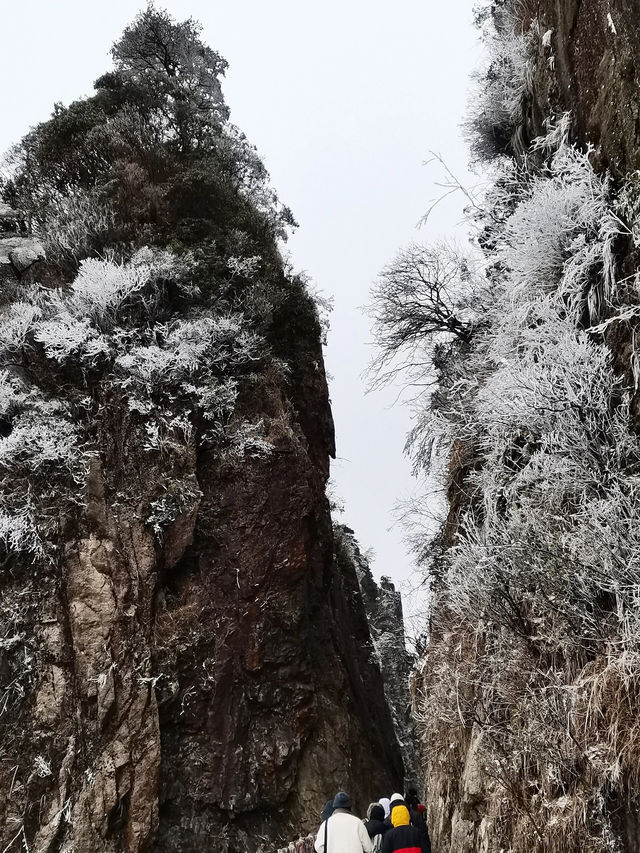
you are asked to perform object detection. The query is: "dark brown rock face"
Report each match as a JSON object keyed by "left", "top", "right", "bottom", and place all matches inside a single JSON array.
[
  {"left": 154, "top": 378, "right": 404, "bottom": 850},
  {"left": 0, "top": 228, "right": 403, "bottom": 852},
  {"left": 335, "top": 525, "right": 419, "bottom": 788},
  {"left": 524, "top": 0, "right": 640, "bottom": 175}
]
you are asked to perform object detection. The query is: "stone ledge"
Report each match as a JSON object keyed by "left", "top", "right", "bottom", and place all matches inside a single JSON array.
[{"left": 0, "top": 236, "right": 45, "bottom": 273}]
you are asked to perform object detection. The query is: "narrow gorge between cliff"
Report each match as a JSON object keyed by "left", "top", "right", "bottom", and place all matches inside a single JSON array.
[{"left": 4, "top": 2, "right": 640, "bottom": 852}]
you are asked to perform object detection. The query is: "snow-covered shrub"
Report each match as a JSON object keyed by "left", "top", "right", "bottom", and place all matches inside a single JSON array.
[
  {"left": 0, "top": 509, "right": 41, "bottom": 556},
  {"left": 116, "top": 314, "right": 261, "bottom": 390},
  {"left": 0, "top": 395, "right": 88, "bottom": 556},
  {"left": 147, "top": 480, "right": 202, "bottom": 537},
  {"left": 65, "top": 257, "right": 151, "bottom": 326},
  {"left": 0, "top": 407, "right": 82, "bottom": 474},
  {"left": 142, "top": 413, "right": 194, "bottom": 455},
  {"left": 494, "top": 144, "right": 620, "bottom": 323},
  {"left": 221, "top": 419, "right": 273, "bottom": 460},
  {"left": 34, "top": 309, "right": 109, "bottom": 364},
  {"left": 227, "top": 254, "right": 262, "bottom": 279},
  {"left": 375, "top": 110, "right": 640, "bottom": 848},
  {"left": 37, "top": 187, "right": 119, "bottom": 266},
  {"left": 0, "top": 251, "right": 189, "bottom": 369},
  {"left": 0, "top": 370, "right": 26, "bottom": 417},
  {"left": 616, "top": 170, "right": 640, "bottom": 247},
  {"left": 182, "top": 378, "right": 238, "bottom": 422},
  {"left": 0, "top": 302, "right": 41, "bottom": 358},
  {"left": 467, "top": 1, "right": 539, "bottom": 158}
]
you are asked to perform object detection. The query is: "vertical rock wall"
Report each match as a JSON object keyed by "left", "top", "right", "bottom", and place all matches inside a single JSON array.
[
  {"left": 334, "top": 525, "right": 420, "bottom": 789},
  {"left": 0, "top": 208, "right": 404, "bottom": 852},
  {"left": 419, "top": 3, "right": 640, "bottom": 852}
]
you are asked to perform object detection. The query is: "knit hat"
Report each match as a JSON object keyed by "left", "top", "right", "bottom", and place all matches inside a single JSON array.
[
  {"left": 391, "top": 804, "right": 411, "bottom": 827},
  {"left": 378, "top": 797, "right": 391, "bottom": 819},
  {"left": 389, "top": 793, "right": 405, "bottom": 812},
  {"left": 332, "top": 791, "right": 352, "bottom": 810},
  {"left": 369, "top": 804, "right": 385, "bottom": 822}
]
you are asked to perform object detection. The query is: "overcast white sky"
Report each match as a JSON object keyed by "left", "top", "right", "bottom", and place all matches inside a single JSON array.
[{"left": 0, "top": 1, "right": 480, "bottom": 634}]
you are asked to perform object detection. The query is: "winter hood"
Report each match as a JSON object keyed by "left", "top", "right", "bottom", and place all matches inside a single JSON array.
[{"left": 391, "top": 804, "right": 411, "bottom": 827}]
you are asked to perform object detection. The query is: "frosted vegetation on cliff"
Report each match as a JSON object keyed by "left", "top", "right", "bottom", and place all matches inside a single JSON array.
[
  {"left": 372, "top": 4, "right": 640, "bottom": 848},
  {"left": 0, "top": 250, "right": 268, "bottom": 556},
  {"left": 0, "top": 6, "right": 323, "bottom": 561}
]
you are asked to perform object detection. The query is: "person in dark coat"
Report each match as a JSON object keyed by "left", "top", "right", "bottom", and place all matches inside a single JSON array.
[
  {"left": 364, "top": 803, "right": 388, "bottom": 848},
  {"left": 381, "top": 801, "right": 431, "bottom": 853},
  {"left": 404, "top": 788, "right": 430, "bottom": 845}
]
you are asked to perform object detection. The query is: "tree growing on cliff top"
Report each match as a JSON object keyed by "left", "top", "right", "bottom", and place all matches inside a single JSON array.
[
  {"left": 0, "top": 6, "right": 320, "bottom": 557},
  {"left": 110, "top": 4, "right": 230, "bottom": 150},
  {"left": 2, "top": 4, "right": 294, "bottom": 276}
]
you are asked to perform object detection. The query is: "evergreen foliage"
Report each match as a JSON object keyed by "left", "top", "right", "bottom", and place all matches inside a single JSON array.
[
  {"left": 0, "top": 5, "right": 323, "bottom": 559},
  {"left": 2, "top": 5, "right": 295, "bottom": 278}
]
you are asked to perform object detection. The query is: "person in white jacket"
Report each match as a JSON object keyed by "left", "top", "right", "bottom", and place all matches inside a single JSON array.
[{"left": 315, "top": 792, "right": 373, "bottom": 853}]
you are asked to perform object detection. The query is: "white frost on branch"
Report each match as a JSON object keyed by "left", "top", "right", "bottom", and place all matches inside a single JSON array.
[
  {"left": 65, "top": 257, "right": 151, "bottom": 326},
  {"left": 35, "top": 309, "right": 109, "bottom": 364},
  {"left": 0, "top": 302, "right": 42, "bottom": 358},
  {"left": 116, "top": 314, "right": 261, "bottom": 388},
  {"left": 0, "top": 241, "right": 276, "bottom": 556}
]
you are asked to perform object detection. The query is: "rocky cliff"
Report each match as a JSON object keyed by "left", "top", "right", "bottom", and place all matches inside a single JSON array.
[
  {"left": 522, "top": 0, "right": 640, "bottom": 176},
  {"left": 0, "top": 9, "right": 403, "bottom": 852},
  {"left": 391, "top": 2, "right": 640, "bottom": 852},
  {"left": 334, "top": 525, "right": 420, "bottom": 788}
]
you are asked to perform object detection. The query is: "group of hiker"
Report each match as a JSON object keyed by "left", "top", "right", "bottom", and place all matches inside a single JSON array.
[{"left": 314, "top": 789, "right": 431, "bottom": 853}]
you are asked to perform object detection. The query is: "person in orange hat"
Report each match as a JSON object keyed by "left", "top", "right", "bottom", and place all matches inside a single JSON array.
[{"left": 381, "top": 797, "right": 431, "bottom": 853}]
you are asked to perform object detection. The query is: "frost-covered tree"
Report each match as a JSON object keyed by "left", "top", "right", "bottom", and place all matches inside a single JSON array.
[
  {"left": 2, "top": 4, "right": 294, "bottom": 275},
  {"left": 110, "top": 4, "right": 230, "bottom": 149},
  {"left": 466, "top": 1, "right": 539, "bottom": 158},
  {"left": 369, "top": 243, "right": 475, "bottom": 387}
]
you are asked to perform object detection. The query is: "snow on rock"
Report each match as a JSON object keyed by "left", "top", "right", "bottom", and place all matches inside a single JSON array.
[
  {"left": 8, "top": 239, "right": 45, "bottom": 273},
  {"left": 0, "top": 208, "right": 44, "bottom": 275}
]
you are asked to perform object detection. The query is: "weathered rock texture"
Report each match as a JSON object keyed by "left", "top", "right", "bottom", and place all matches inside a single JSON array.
[
  {"left": 335, "top": 524, "right": 420, "bottom": 787},
  {"left": 0, "top": 205, "right": 44, "bottom": 274},
  {"left": 418, "top": 3, "right": 640, "bottom": 852},
  {"left": 522, "top": 0, "right": 640, "bottom": 176},
  {"left": 0, "top": 14, "right": 405, "bottom": 847},
  {"left": 0, "top": 230, "right": 404, "bottom": 852}
]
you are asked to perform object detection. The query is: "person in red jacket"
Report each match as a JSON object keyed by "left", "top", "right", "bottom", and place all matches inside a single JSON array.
[{"left": 381, "top": 801, "right": 430, "bottom": 853}]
